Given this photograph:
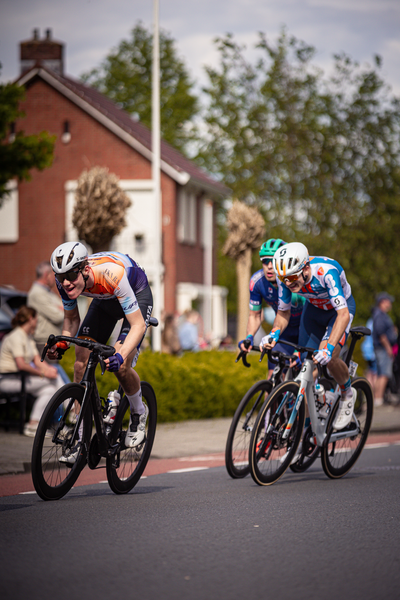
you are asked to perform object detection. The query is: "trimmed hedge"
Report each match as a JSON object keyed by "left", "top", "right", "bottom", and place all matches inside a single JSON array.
[
  {"left": 61, "top": 344, "right": 367, "bottom": 424},
  {"left": 61, "top": 349, "right": 268, "bottom": 423}
]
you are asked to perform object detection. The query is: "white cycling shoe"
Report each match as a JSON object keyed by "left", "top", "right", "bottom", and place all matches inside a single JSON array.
[
  {"left": 333, "top": 388, "right": 357, "bottom": 430},
  {"left": 59, "top": 443, "right": 81, "bottom": 465},
  {"left": 125, "top": 404, "right": 148, "bottom": 448}
]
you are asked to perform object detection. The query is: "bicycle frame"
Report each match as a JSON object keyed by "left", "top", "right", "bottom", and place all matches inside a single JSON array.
[
  {"left": 44, "top": 334, "right": 118, "bottom": 461},
  {"left": 274, "top": 329, "right": 370, "bottom": 449},
  {"left": 70, "top": 350, "right": 114, "bottom": 458}
]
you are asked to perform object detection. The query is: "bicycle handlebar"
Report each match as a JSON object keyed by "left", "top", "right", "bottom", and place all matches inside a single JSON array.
[
  {"left": 41, "top": 317, "right": 159, "bottom": 363},
  {"left": 41, "top": 334, "right": 116, "bottom": 362},
  {"left": 235, "top": 344, "right": 294, "bottom": 369}
]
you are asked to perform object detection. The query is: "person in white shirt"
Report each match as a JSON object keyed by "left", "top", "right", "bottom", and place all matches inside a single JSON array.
[{"left": 0, "top": 306, "right": 63, "bottom": 436}]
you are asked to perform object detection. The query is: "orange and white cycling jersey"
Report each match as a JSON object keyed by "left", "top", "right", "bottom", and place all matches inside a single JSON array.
[{"left": 56, "top": 251, "right": 148, "bottom": 316}]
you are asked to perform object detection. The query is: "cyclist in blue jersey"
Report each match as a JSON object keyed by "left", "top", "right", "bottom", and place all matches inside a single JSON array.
[
  {"left": 238, "top": 238, "right": 305, "bottom": 375},
  {"left": 261, "top": 242, "right": 357, "bottom": 430}
]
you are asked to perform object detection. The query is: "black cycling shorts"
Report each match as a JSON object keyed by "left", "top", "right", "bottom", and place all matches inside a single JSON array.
[{"left": 77, "top": 285, "right": 153, "bottom": 346}]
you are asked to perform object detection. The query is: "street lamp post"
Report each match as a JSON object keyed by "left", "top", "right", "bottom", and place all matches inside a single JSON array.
[{"left": 152, "top": 0, "right": 162, "bottom": 351}]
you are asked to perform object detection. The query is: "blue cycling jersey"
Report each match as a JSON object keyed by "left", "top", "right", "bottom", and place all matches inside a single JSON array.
[
  {"left": 249, "top": 269, "right": 304, "bottom": 328},
  {"left": 277, "top": 256, "right": 352, "bottom": 312}
]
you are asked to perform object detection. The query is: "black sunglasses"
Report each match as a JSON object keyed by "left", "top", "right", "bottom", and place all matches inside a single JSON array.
[
  {"left": 261, "top": 258, "right": 273, "bottom": 265},
  {"left": 55, "top": 268, "right": 81, "bottom": 283}
]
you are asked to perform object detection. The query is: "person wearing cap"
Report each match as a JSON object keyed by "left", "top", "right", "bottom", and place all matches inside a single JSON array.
[{"left": 372, "top": 292, "right": 397, "bottom": 407}]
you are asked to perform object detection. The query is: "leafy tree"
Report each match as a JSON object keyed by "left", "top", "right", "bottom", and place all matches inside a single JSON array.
[
  {"left": 73, "top": 167, "right": 131, "bottom": 254},
  {"left": 81, "top": 21, "right": 199, "bottom": 155},
  {"left": 198, "top": 31, "right": 400, "bottom": 324},
  {"left": 0, "top": 79, "right": 55, "bottom": 206}
]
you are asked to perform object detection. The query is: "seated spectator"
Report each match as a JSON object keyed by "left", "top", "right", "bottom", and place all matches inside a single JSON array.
[
  {"left": 161, "top": 314, "right": 181, "bottom": 355},
  {"left": 0, "top": 306, "right": 63, "bottom": 436},
  {"left": 178, "top": 310, "right": 200, "bottom": 352}
]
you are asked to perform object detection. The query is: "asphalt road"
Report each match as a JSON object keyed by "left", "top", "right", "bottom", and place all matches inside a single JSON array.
[{"left": 1, "top": 442, "right": 399, "bottom": 600}]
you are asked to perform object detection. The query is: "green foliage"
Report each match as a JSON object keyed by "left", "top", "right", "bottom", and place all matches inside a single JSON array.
[
  {"left": 201, "top": 31, "right": 400, "bottom": 325},
  {"left": 0, "top": 80, "right": 55, "bottom": 204},
  {"left": 61, "top": 348, "right": 269, "bottom": 423},
  {"left": 80, "top": 21, "right": 199, "bottom": 155}
]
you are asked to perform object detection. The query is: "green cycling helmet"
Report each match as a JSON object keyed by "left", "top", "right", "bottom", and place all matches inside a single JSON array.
[{"left": 259, "top": 238, "right": 286, "bottom": 261}]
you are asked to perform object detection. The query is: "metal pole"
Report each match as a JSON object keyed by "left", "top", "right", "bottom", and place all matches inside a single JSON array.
[{"left": 152, "top": 0, "right": 162, "bottom": 351}]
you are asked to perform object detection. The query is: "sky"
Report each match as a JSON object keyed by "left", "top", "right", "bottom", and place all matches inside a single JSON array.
[{"left": 1, "top": 0, "right": 400, "bottom": 98}]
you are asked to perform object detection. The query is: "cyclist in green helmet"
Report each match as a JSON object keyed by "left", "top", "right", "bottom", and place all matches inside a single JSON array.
[{"left": 238, "top": 238, "right": 305, "bottom": 374}]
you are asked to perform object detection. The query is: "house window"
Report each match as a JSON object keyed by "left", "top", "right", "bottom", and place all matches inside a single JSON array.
[
  {"left": 135, "top": 233, "right": 145, "bottom": 253},
  {"left": 177, "top": 189, "right": 196, "bottom": 244},
  {"left": 0, "top": 181, "right": 18, "bottom": 243}
]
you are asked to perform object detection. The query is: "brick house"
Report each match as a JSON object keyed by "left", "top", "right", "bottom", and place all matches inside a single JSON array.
[{"left": 0, "top": 30, "right": 230, "bottom": 344}]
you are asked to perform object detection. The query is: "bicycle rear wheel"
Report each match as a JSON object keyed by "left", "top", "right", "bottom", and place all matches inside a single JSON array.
[
  {"left": 321, "top": 377, "right": 373, "bottom": 479},
  {"left": 31, "top": 383, "right": 91, "bottom": 501},
  {"left": 249, "top": 381, "right": 305, "bottom": 486},
  {"left": 289, "top": 425, "right": 320, "bottom": 473},
  {"left": 225, "top": 380, "right": 273, "bottom": 478},
  {"left": 106, "top": 381, "right": 157, "bottom": 494}
]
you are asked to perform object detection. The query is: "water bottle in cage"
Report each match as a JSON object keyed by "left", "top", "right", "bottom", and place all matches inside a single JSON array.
[{"left": 104, "top": 390, "right": 120, "bottom": 434}]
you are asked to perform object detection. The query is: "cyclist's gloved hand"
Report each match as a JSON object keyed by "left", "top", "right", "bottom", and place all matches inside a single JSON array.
[
  {"left": 238, "top": 335, "right": 253, "bottom": 351},
  {"left": 291, "top": 350, "right": 302, "bottom": 369},
  {"left": 314, "top": 343, "right": 335, "bottom": 365},
  {"left": 47, "top": 341, "right": 69, "bottom": 360},
  {"left": 261, "top": 328, "right": 280, "bottom": 347},
  {"left": 106, "top": 352, "right": 124, "bottom": 372},
  {"left": 56, "top": 341, "right": 69, "bottom": 357}
]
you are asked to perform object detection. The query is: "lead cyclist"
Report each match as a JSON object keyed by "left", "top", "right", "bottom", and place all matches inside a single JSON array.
[
  {"left": 260, "top": 242, "right": 357, "bottom": 430},
  {"left": 47, "top": 241, "right": 153, "bottom": 463}
]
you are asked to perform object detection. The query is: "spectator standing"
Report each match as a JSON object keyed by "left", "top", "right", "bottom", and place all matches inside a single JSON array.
[
  {"left": 178, "top": 310, "right": 200, "bottom": 352},
  {"left": 27, "top": 261, "right": 64, "bottom": 355},
  {"left": 28, "top": 261, "right": 69, "bottom": 383},
  {"left": 0, "top": 306, "right": 63, "bottom": 436},
  {"left": 161, "top": 314, "right": 181, "bottom": 355},
  {"left": 361, "top": 316, "right": 377, "bottom": 390},
  {"left": 372, "top": 292, "right": 397, "bottom": 407}
]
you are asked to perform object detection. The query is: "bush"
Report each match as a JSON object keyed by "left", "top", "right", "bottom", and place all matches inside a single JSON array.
[
  {"left": 61, "top": 348, "right": 267, "bottom": 423},
  {"left": 61, "top": 344, "right": 369, "bottom": 423}
]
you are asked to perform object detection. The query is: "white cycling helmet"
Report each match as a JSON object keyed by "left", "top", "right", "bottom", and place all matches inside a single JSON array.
[
  {"left": 50, "top": 241, "right": 88, "bottom": 274},
  {"left": 273, "top": 242, "right": 309, "bottom": 278}
]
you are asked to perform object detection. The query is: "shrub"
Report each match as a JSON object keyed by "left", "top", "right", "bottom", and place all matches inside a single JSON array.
[
  {"left": 61, "top": 345, "right": 368, "bottom": 423},
  {"left": 61, "top": 349, "right": 267, "bottom": 422}
]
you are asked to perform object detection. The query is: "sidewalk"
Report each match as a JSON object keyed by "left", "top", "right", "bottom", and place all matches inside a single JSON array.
[{"left": 1, "top": 404, "right": 400, "bottom": 476}]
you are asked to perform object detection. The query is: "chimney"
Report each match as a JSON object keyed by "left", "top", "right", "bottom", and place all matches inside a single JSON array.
[{"left": 20, "top": 29, "right": 64, "bottom": 76}]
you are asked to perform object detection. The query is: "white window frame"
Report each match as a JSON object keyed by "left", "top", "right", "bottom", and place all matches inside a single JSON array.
[
  {"left": 177, "top": 188, "right": 196, "bottom": 244},
  {"left": 0, "top": 180, "right": 18, "bottom": 243}
]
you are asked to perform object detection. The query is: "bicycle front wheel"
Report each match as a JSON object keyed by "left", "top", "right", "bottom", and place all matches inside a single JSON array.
[
  {"left": 31, "top": 383, "right": 91, "bottom": 501},
  {"left": 106, "top": 381, "right": 157, "bottom": 494},
  {"left": 249, "top": 381, "right": 305, "bottom": 486},
  {"left": 321, "top": 377, "right": 373, "bottom": 479},
  {"left": 225, "top": 380, "right": 273, "bottom": 479}
]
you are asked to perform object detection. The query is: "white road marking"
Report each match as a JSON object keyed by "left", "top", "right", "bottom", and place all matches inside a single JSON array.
[{"left": 167, "top": 467, "right": 210, "bottom": 474}]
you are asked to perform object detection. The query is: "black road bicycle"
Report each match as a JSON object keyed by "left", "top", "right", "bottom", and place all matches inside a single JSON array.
[{"left": 31, "top": 319, "right": 158, "bottom": 501}]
